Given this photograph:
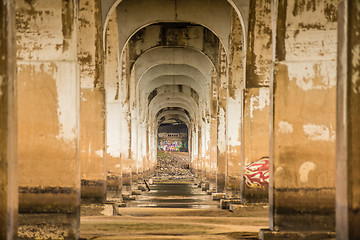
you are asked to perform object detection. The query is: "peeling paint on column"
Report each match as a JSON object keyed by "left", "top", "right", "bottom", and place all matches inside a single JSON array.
[
  {"left": 278, "top": 121, "right": 293, "bottom": 134},
  {"left": 286, "top": 0, "right": 338, "bottom": 61},
  {"left": 299, "top": 161, "right": 316, "bottom": 183},
  {"left": 246, "top": 0, "right": 272, "bottom": 87},
  {"left": 55, "top": 63, "right": 78, "bottom": 142},
  {"left": 61, "top": 0, "right": 74, "bottom": 52},
  {"left": 249, "top": 88, "right": 269, "bottom": 118},
  {"left": 288, "top": 62, "right": 336, "bottom": 91},
  {"left": 16, "top": 0, "right": 76, "bottom": 60},
  {"left": 303, "top": 123, "right": 335, "bottom": 142}
]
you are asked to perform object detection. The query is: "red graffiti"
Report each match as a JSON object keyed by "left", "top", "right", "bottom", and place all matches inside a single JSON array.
[{"left": 244, "top": 157, "right": 269, "bottom": 188}]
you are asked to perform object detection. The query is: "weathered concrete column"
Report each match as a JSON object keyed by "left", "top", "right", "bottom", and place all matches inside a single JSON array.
[
  {"left": 241, "top": 0, "right": 271, "bottom": 203},
  {"left": 129, "top": 68, "right": 139, "bottom": 191},
  {"left": 137, "top": 123, "right": 145, "bottom": 180},
  {"left": 143, "top": 126, "right": 150, "bottom": 177},
  {"left": 78, "top": 0, "right": 106, "bottom": 203},
  {"left": 204, "top": 118, "right": 211, "bottom": 185},
  {"left": 192, "top": 123, "right": 199, "bottom": 177},
  {"left": 16, "top": 0, "right": 80, "bottom": 238},
  {"left": 336, "top": 1, "right": 360, "bottom": 239},
  {"left": 119, "top": 45, "right": 132, "bottom": 196},
  {"left": 226, "top": 9, "right": 244, "bottom": 199},
  {"left": 104, "top": 11, "right": 122, "bottom": 202},
  {"left": 210, "top": 69, "right": 218, "bottom": 192},
  {"left": 241, "top": 88, "right": 270, "bottom": 202},
  {"left": 261, "top": 1, "right": 338, "bottom": 238},
  {"left": 149, "top": 118, "right": 157, "bottom": 174},
  {"left": 192, "top": 123, "right": 199, "bottom": 175},
  {"left": 200, "top": 118, "right": 207, "bottom": 183},
  {"left": 216, "top": 46, "right": 227, "bottom": 193},
  {"left": 197, "top": 123, "right": 203, "bottom": 180},
  {"left": 201, "top": 119, "right": 208, "bottom": 181},
  {"left": 0, "top": 0, "right": 17, "bottom": 238}
]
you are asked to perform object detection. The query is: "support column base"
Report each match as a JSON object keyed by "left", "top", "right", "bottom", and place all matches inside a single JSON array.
[
  {"left": 212, "top": 192, "right": 226, "bottom": 200},
  {"left": 259, "top": 229, "right": 335, "bottom": 240},
  {"left": 18, "top": 213, "right": 78, "bottom": 239},
  {"left": 122, "top": 194, "right": 136, "bottom": 201},
  {"left": 219, "top": 198, "right": 242, "bottom": 209},
  {"left": 201, "top": 182, "right": 210, "bottom": 191}
]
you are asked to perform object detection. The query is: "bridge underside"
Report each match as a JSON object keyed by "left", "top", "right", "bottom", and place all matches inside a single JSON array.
[{"left": 0, "top": 0, "right": 359, "bottom": 239}]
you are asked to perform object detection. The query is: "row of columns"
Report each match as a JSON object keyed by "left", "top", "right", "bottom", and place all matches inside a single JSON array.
[{"left": 0, "top": 0, "right": 359, "bottom": 239}]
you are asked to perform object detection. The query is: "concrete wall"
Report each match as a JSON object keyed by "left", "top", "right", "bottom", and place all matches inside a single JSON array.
[{"left": 16, "top": 0, "right": 80, "bottom": 238}]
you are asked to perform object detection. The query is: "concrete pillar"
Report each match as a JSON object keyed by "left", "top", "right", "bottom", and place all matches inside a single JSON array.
[
  {"left": 197, "top": 124, "right": 203, "bottom": 180},
  {"left": 119, "top": 46, "right": 132, "bottom": 196},
  {"left": 241, "top": 0, "right": 272, "bottom": 203},
  {"left": 16, "top": 0, "right": 80, "bottom": 238},
  {"left": 144, "top": 126, "right": 150, "bottom": 177},
  {"left": 78, "top": 0, "right": 106, "bottom": 203},
  {"left": 189, "top": 124, "right": 195, "bottom": 170},
  {"left": 104, "top": 11, "right": 122, "bottom": 202},
  {"left": 0, "top": 0, "right": 17, "bottom": 238},
  {"left": 336, "top": 1, "right": 360, "bottom": 239},
  {"left": 149, "top": 119, "right": 157, "bottom": 173},
  {"left": 261, "top": 0, "right": 338, "bottom": 238},
  {"left": 210, "top": 69, "right": 218, "bottom": 191},
  {"left": 216, "top": 46, "right": 227, "bottom": 193},
  {"left": 137, "top": 123, "right": 145, "bottom": 181},
  {"left": 241, "top": 88, "right": 270, "bottom": 202},
  {"left": 129, "top": 65, "right": 139, "bottom": 190},
  {"left": 201, "top": 119, "right": 207, "bottom": 181},
  {"left": 130, "top": 115, "right": 138, "bottom": 190},
  {"left": 204, "top": 118, "right": 211, "bottom": 185},
  {"left": 192, "top": 123, "right": 199, "bottom": 176},
  {"left": 226, "top": 9, "right": 244, "bottom": 199}
]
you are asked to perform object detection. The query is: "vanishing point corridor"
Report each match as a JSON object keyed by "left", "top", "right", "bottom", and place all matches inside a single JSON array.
[
  {"left": 1, "top": 0, "right": 360, "bottom": 239},
  {"left": 79, "top": 151, "right": 268, "bottom": 239}
]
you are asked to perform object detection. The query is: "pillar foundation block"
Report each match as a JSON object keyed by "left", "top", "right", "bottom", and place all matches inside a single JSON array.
[
  {"left": 259, "top": 229, "right": 335, "bottom": 240},
  {"left": 220, "top": 198, "right": 242, "bottom": 209},
  {"left": 201, "top": 182, "right": 210, "bottom": 191},
  {"left": 18, "top": 213, "right": 78, "bottom": 239},
  {"left": 132, "top": 190, "right": 142, "bottom": 195},
  {"left": 122, "top": 194, "right": 136, "bottom": 201},
  {"left": 212, "top": 192, "right": 226, "bottom": 200}
]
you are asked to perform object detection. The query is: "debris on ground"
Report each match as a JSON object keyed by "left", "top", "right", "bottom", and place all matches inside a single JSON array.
[{"left": 153, "top": 151, "right": 194, "bottom": 180}]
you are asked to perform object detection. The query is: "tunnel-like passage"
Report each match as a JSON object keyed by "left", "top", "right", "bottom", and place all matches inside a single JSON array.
[{"left": 1, "top": 0, "right": 359, "bottom": 239}]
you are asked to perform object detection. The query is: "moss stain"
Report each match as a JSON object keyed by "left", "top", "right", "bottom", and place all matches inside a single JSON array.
[
  {"left": 324, "top": 3, "right": 337, "bottom": 22},
  {"left": 61, "top": 0, "right": 73, "bottom": 52}
]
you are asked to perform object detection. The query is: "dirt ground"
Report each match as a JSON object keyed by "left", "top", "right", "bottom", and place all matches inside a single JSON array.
[
  {"left": 80, "top": 206, "right": 268, "bottom": 240},
  {"left": 80, "top": 152, "right": 269, "bottom": 239}
]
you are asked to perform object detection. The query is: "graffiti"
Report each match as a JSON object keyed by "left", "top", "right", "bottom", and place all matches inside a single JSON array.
[
  {"left": 244, "top": 157, "right": 269, "bottom": 188},
  {"left": 158, "top": 141, "right": 188, "bottom": 152}
]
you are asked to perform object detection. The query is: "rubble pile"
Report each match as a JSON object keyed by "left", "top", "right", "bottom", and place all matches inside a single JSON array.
[{"left": 153, "top": 151, "right": 194, "bottom": 180}]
